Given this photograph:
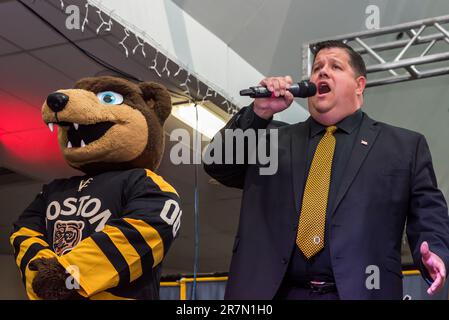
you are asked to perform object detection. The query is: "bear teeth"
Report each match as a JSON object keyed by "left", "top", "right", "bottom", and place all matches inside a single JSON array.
[
  {"left": 74, "top": 123, "right": 79, "bottom": 130},
  {"left": 66, "top": 140, "right": 87, "bottom": 148},
  {"left": 48, "top": 123, "right": 54, "bottom": 133}
]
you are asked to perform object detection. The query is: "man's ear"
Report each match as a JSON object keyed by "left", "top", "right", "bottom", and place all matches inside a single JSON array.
[
  {"left": 139, "top": 82, "right": 172, "bottom": 124},
  {"left": 355, "top": 76, "right": 367, "bottom": 96}
]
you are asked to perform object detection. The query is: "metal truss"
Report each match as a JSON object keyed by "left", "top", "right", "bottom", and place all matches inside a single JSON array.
[{"left": 302, "top": 15, "right": 449, "bottom": 87}]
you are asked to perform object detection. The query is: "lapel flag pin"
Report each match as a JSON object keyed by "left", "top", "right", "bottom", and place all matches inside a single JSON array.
[{"left": 361, "top": 139, "right": 368, "bottom": 146}]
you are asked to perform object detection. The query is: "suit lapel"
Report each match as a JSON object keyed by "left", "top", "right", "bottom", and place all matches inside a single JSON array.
[
  {"left": 291, "top": 120, "right": 310, "bottom": 213},
  {"left": 331, "top": 113, "right": 380, "bottom": 216}
]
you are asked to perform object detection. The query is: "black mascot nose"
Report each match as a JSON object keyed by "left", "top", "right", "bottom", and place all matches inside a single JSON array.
[{"left": 46, "top": 92, "right": 69, "bottom": 113}]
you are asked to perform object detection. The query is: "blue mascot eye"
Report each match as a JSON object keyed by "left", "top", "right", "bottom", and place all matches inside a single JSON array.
[{"left": 96, "top": 91, "right": 124, "bottom": 105}]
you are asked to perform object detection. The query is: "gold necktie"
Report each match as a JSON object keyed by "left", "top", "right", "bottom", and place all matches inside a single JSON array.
[{"left": 296, "top": 125, "right": 337, "bottom": 259}]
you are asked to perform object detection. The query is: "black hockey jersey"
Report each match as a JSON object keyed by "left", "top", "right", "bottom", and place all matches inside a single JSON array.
[{"left": 10, "top": 168, "right": 181, "bottom": 300}]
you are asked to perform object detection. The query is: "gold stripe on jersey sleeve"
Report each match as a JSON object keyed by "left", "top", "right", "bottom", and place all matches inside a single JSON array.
[
  {"left": 15, "top": 237, "right": 50, "bottom": 268},
  {"left": 10, "top": 227, "right": 44, "bottom": 246},
  {"left": 145, "top": 169, "right": 178, "bottom": 196},
  {"left": 59, "top": 237, "right": 120, "bottom": 297},
  {"left": 123, "top": 217, "right": 164, "bottom": 267},
  {"left": 101, "top": 225, "right": 143, "bottom": 282}
]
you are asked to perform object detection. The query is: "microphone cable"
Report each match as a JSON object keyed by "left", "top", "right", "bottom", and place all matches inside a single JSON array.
[{"left": 190, "top": 101, "right": 200, "bottom": 300}]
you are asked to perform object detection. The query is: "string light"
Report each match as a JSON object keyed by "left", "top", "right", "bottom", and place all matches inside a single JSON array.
[
  {"left": 162, "top": 56, "right": 170, "bottom": 77},
  {"left": 96, "top": 9, "right": 113, "bottom": 34},
  {"left": 174, "top": 65, "right": 183, "bottom": 77},
  {"left": 118, "top": 28, "right": 130, "bottom": 57},
  {"left": 180, "top": 71, "right": 191, "bottom": 96},
  {"left": 58, "top": 0, "right": 240, "bottom": 115},
  {"left": 81, "top": 2, "right": 90, "bottom": 32},
  {"left": 149, "top": 50, "right": 162, "bottom": 77},
  {"left": 132, "top": 35, "right": 146, "bottom": 57},
  {"left": 221, "top": 99, "right": 230, "bottom": 114},
  {"left": 201, "top": 87, "right": 213, "bottom": 103}
]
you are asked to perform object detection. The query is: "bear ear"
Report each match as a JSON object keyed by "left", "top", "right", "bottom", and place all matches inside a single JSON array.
[
  {"left": 73, "top": 77, "right": 98, "bottom": 90},
  {"left": 139, "top": 82, "right": 172, "bottom": 123}
]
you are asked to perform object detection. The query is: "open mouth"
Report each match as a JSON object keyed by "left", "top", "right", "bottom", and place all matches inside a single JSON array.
[
  {"left": 48, "top": 121, "right": 115, "bottom": 148},
  {"left": 318, "top": 82, "right": 331, "bottom": 95}
]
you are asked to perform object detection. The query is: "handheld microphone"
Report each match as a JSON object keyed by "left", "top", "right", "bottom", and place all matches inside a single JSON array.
[{"left": 239, "top": 80, "right": 317, "bottom": 98}]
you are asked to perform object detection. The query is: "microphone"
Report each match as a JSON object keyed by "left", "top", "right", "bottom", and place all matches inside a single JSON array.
[{"left": 240, "top": 80, "right": 317, "bottom": 98}]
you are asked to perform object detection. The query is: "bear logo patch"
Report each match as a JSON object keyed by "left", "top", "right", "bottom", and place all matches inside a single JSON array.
[{"left": 53, "top": 220, "right": 85, "bottom": 256}]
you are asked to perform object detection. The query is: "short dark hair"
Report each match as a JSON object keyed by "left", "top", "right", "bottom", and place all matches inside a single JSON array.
[{"left": 311, "top": 40, "right": 367, "bottom": 78}]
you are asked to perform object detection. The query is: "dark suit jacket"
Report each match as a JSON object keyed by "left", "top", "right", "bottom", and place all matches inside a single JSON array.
[{"left": 204, "top": 107, "right": 449, "bottom": 299}]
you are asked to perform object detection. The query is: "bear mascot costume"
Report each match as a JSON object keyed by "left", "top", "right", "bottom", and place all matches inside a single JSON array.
[{"left": 10, "top": 76, "right": 182, "bottom": 300}]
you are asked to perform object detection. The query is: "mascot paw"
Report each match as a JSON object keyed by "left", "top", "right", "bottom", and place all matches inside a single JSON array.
[{"left": 29, "top": 258, "right": 83, "bottom": 300}]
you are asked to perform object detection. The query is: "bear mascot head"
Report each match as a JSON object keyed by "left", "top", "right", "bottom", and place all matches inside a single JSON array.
[
  {"left": 10, "top": 76, "right": 181, "bottom": 300},
  {"left": 43, "top": 76, "right": 172, "bottom": 173}
]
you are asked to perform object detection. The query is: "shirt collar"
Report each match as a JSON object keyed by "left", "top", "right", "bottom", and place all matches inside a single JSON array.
[{"left": 309, "top": 109, "right": 363, "bottom": 138}]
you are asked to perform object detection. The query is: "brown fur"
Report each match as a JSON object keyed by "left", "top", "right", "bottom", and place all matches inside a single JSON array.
[{"left": 29, "top": 258, "right": 83, "bottom": 300}]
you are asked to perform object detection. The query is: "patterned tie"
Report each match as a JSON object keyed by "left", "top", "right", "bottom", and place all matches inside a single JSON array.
[{"left": 296, "top": 125, "right": 337, "bottom": 259}]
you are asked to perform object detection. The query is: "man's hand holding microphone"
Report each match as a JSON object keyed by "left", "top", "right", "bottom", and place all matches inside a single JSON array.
[{"left": 240, "top": 76, "right": 316, "bottom": 120}]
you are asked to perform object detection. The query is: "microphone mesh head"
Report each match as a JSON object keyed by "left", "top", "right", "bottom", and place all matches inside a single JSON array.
[
  {"left": 297, "top": 80, "right": 316, "bottom": 97},
  {"left": 306, "top": 81, "right": 317, "bottom": 97}
]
